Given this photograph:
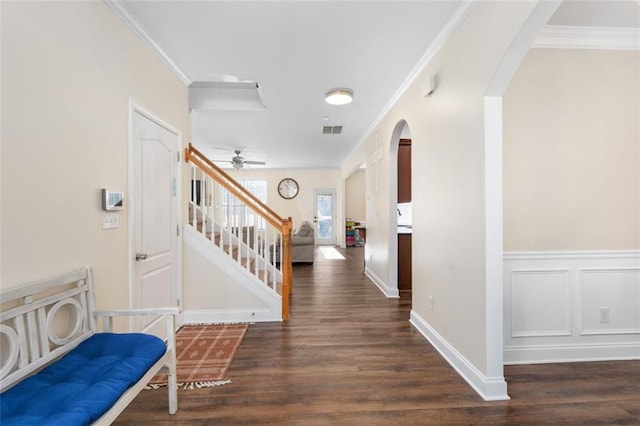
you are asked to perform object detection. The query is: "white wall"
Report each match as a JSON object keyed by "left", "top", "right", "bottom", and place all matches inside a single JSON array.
[
  {"left": 182, "top": 230, "right": 281, "bottom": 323},
  {"left": 1, "top": 2, "right": 190, "bottom": 313}
]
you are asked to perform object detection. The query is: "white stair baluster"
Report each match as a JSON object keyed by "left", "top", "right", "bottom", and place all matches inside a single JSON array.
[
  {"left": 190, "top": 165, "right": 196, "bottom": 228},
  {"left": 200, "top": 170, "right": 206, "bottom": 239}
]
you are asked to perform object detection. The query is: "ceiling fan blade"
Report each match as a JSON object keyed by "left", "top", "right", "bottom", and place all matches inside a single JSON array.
[{"left": 242, "top": 160, "right": 266, "bottom": 165}]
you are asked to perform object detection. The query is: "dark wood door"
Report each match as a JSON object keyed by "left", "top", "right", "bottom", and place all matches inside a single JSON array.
[
  {"left": 398, "top": 234, "right": 412, "bottom": 292},
  {"left": 397, "top": 139, "right": 412, "bottom": 203}
]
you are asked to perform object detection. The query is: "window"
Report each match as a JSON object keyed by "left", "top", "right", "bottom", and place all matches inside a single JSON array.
[
  {"left": 222, "top": 179, "right": 267, "bottom": 229},
  {"left": 241, "top": 179, "right": 267, "bottom": 203}
]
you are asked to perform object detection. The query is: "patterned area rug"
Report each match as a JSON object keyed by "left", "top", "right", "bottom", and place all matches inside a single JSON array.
[{"left": 147, "top": 323, "right": 248, "bottom": 390}]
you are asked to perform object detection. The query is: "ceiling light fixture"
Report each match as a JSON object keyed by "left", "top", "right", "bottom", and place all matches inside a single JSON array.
[{"left": 325, "top": 88, "right": 353, "bottom": 105}]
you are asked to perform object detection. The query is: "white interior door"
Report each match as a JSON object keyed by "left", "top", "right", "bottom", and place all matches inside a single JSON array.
[
  {"left": 313, "top": 188, "right": 336, "bottom": 246},
  {"left": 131, "top": 107, "right": 180, "bottom": 335}
]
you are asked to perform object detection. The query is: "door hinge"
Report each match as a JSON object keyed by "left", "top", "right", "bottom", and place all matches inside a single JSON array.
[
  {"left": 177, "top": 224, "right": 180, "bottom": 237},
  {"left": 177, "top": 298, "right": 181, "bottom": 308},
  {"left": 176, "top": 151, "right": 181, "bottom": 162}
]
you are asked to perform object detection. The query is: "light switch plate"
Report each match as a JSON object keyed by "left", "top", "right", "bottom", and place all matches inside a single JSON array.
[{"left": 102, "top": 212, "right": 119, "bottom": 230}]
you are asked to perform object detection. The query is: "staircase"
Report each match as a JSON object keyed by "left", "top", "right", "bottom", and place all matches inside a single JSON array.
[{"left": 184, "top": 144, "right": 293, "bottom": 320}]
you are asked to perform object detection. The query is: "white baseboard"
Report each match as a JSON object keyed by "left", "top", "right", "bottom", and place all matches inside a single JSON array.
[
  {"left": 410, "top": 310, "right": 510, "bottom": 401},
  {"left": 364, "top": 267, "right": 399, "bottom": 298},
  {"left": 505, "top": 342, "right": 640, "bottom": 365},
  {"left": 183, "top": 308, "right": 281, "bottom": 324}
]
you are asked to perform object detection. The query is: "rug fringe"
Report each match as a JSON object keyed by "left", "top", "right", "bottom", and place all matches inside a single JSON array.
[
  {"left": 182, "top": 380, "right": 232, "bottom": 390},
  {"left": 145, "top": 379, "right": 232, "bottom": 391},
  {"left": 183, "top": 322, "right": 251, "bottom": 326}
]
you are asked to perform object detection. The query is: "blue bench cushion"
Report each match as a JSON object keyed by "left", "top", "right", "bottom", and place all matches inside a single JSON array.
[{"left": 0, "top": 333, "right": 166, "bottom": 426}]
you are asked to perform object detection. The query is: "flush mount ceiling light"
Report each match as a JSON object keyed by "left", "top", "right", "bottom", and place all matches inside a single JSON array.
[{"left": 325, "top": 88, "right": 353, "bottom": 105}]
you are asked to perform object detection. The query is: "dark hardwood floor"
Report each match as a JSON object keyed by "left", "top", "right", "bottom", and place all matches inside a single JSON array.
[{"left": 115, "top": 246, "right": 640, "bottom": 425}]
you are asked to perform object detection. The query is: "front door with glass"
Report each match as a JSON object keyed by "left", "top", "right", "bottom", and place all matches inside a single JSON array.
[{"left": 313, "top": 188, "right": 336, "bottom": 246}]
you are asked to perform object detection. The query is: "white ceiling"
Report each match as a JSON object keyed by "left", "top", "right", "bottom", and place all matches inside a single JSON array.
[
  {"left": 120, "top": 0, "right": 463, "bottom": 168},
  {"left": 119, "top": 0, "right": 639, "bottom": 169},
  {"left": 549, "top": 0, "right": 640, "bottom": 28}
]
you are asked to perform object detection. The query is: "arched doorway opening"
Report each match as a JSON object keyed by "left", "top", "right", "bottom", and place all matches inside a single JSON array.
[{"left": 389, "top": 120, "right": 412, "bottom": 308}]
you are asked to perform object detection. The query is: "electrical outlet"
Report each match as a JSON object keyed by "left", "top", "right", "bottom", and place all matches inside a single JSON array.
[
  {"left": 599, "top": 307, "right": 609, "bottom": 324},
  {"left": 428, "top": 295, "right": 434, "bottom": 312}
]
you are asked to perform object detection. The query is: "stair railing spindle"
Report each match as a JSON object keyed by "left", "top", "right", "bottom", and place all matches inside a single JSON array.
[{"left": 191, "top": 165, "right": 196, "bottom": 228}]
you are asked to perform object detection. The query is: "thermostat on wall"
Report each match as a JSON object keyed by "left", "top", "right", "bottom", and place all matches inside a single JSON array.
[{"left": 102, "top": 189, "right": 124, "bottom": 211}]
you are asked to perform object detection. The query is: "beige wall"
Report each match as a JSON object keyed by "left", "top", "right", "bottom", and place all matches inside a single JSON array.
[
  {"left": 504, "top": 49, "right": 640, "bottom": 251},
  {"left": 1, "top": 2, "right": 190, "bottom": 311},
  {"left": 342, "top": 1, "right": 541, "bottom": 379},
  {"left": 226, "top": 168, "right": 341, "bottom": 233},
  {"left": 345, "top": 169, "right": 366, "bottom": 222}
]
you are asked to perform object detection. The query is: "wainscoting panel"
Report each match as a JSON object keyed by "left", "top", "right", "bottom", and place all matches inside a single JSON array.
[
  {"left": 503, "top": 251, "right": 640, "bottom": 364},
  {"left": 510, "top": 269, "right": 571, "bottom": 337},
  {"left": 579, "top": 268, "right": 640, "bottom": 336}
]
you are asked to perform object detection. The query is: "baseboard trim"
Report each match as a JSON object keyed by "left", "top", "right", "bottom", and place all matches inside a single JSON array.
[
  {"left": 183, "top": 308, "right": 281, "bottom": 324},
  {"left": 504, "top": 342, "right": 640, "bottom": 365},
  {"left": 364, "top": 267, "right": 399, "bottom": 298},
  {"left": 410, "top": 310, "right": 510, "bottom": 401}
]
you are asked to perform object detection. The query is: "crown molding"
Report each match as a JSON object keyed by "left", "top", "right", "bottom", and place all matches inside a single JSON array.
[
  {"left": 533, "top": 25, "right": 640, "bottom": 50},
  {"left": 348, "top": 0, "right": 478, "bottom": 159},
  {"left": 104, "top": 0, "right": 192, "bottom": 85}
]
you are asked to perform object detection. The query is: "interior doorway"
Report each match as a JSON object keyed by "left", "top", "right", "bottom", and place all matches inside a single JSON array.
[
  {"left": 388, "top": 120, "right": 412, "bottom": 301},
  {"left": 397, "top": 138, "right": 412, "bottom": 293},
  {"left": 345, "top": 165, "right": 366, "bottom": 247}
]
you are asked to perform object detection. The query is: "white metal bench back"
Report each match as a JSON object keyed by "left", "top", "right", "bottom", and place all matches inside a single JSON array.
[{"left": 0, "top": 266, "right": 97, "bottom": 391}]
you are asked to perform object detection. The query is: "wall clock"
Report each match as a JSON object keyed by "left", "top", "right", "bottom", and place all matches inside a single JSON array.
[{"left": 278, "top": 178, "right": 299, "bottom": 199}]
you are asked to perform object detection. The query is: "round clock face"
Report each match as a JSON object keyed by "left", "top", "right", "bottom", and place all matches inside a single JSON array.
[{"left": 278, "top": 178, "right": 299, "bottom": 199}]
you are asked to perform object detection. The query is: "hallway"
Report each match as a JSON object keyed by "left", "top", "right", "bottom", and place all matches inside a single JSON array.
[{"left": 116, "top": 246, "right": 639, "bottom": 424}]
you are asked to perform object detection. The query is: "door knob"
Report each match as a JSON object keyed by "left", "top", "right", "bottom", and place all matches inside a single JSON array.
[{"left": 135, "top": 252, "right": 148, "bottom": 261}]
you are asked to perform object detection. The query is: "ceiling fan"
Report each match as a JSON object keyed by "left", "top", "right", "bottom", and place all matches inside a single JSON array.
[{"left": 214, "top": 150, "right": 266, "bottom": 169}]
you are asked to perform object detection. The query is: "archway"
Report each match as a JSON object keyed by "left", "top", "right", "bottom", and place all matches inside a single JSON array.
[{"left": 389, "top": 120, "right": 412, "bottom": 304}]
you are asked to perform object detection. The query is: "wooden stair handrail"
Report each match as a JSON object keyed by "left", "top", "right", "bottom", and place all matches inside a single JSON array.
[
  {"left": 185, "top": 144, "right": 286, "bottom": 229},
  {"left": 185, "top": 143, "right": 293, "bottom": 321}
]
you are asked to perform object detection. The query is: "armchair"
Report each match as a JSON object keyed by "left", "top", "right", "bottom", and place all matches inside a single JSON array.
[{"left": 271, "top": 221, "right": 315, "bottom": 263}]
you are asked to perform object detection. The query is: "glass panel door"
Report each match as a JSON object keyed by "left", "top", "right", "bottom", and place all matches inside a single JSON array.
[{"left": 313, "top": 189, "right": 336, "bottom": 246}]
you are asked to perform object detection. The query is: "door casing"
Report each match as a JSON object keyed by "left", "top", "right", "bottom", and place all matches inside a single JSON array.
[{"left": 128, "top": 101, "right": 182, "bottom": 332}]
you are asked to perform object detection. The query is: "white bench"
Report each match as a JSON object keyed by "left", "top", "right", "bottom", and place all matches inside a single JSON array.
[{"left": 0, "top": 266, "right": 178, "bottom": 425}]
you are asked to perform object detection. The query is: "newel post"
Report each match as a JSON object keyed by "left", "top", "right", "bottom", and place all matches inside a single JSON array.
[{"left": 282, "top": 217, "right": 294, "bottom": 320}]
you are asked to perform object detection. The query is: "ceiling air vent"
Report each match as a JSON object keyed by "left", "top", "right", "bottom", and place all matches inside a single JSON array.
[{"left": 322, "top": 125, "right": 343, "bottom": 135}]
